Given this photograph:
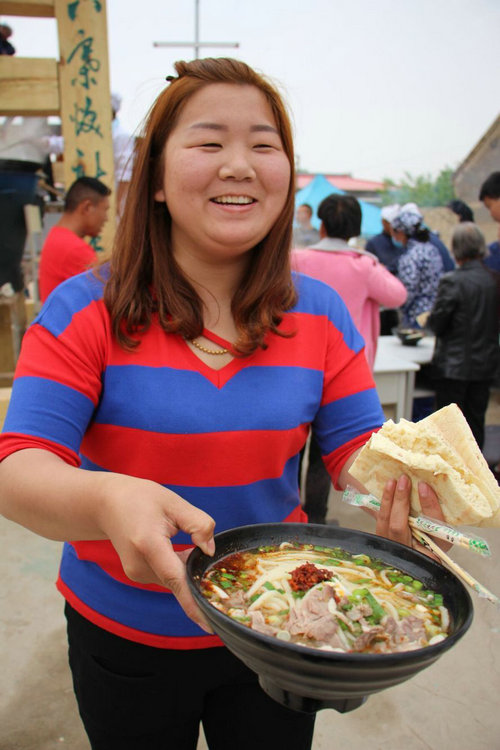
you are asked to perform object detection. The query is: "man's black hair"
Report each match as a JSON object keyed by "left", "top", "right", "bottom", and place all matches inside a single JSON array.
[
  {"left": 317, "top": 194, "right": 362, "bottom": 240},
  {"left": 64, "top": 176, "right": 111, "bottom": 212},
  {"left": 448, "top": 199, "right": 474, "bottom": 222},
  {"left": 479, "top": 172, "right": 500, "bottom": 202}
]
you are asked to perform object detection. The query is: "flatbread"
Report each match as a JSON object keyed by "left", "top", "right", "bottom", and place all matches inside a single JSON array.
[{"left": 349, "top": 404, "right": 500, "bottom": 528}]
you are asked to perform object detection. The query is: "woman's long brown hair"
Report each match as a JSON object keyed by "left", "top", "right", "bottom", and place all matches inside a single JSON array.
[{"left": 103, "top": 57, "right": 297, "bottom": 354}]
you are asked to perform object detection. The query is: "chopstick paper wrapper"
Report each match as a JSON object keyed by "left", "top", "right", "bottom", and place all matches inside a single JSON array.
[
  {"left": 342, "top": 487, "right": 499, "bottom": 606},
  {"left": 342, "top": 487, "right": 491, "bottom": 556}
]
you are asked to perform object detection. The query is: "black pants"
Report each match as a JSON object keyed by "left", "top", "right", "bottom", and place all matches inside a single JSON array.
[
  {"left": 299, "top": 434, "right": 331, "bottom": 524},
  {"left": 65, "top": 603, "right": 316, "bottom": 750},
  {"left": 0, "top": 165, "right": 41, "bottom": 292},
  {"left": 434, "top": 378, "right": 491, "bottom": 450},
  {"left": 380, "top": 308, "right": 400, "bottom": 336}
]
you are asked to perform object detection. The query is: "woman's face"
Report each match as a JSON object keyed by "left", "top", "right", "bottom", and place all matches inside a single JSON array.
[
  {"left": 392, "top": 228, "right": 408, "bottom": 246},
  {"left": 155, "top": 83, "right": 291, "bottom": 267}
]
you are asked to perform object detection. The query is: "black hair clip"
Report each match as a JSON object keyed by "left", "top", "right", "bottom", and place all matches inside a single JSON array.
[{"left": 165, "top": 75, "right": 178, "bottom": 83}]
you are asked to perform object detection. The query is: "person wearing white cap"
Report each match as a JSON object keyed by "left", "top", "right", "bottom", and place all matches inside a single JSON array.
[
  {"left": 366, "top": 203, "right": 403, "bottom": 274},
  {"left": 391, "top": 204, "right": 445, "bottom": 328},
  {"left": 398, "top": 202, "right": 454, "bottom": 272},
  {"left": 382, "top": 203, "right": 402, "bottom": 223}
]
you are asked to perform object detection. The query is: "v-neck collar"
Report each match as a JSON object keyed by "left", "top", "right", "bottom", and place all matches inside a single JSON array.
[{"left": 184, "top": 328, "right": 246, "bottom": 388}]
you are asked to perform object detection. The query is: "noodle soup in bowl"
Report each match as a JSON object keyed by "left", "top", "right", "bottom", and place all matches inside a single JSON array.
[{"left": 187, "top": 523, "right": 473, "bottom": 714}]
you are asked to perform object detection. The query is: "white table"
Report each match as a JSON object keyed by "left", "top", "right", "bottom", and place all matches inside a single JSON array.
[
  {"left": 373, "top": 336, "right": 435, "bottom": 420},
  {"left": 376, "top": 335, "right": 435, "bottom": 366}
]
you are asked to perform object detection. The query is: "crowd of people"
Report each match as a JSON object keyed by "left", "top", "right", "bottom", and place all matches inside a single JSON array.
[
  {"left": 1, "top": 40, "right": 500, "bottom": 749},
  {"left": 293, "top": 182, "right": 500, "bottom": 514}
]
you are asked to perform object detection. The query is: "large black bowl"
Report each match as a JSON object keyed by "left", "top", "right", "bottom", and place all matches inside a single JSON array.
[{"left": 187, "top": 523, "right": 473, "bottom": 714}]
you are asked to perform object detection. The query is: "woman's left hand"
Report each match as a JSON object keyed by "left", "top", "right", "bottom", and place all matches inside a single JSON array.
[{"left": 376, "top": 475, "right": 449, "bottom": 559}]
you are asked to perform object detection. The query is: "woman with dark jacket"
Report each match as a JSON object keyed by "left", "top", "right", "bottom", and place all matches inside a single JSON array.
[{"left": 428, "top": 222, "right": 500, "bottom": 449}]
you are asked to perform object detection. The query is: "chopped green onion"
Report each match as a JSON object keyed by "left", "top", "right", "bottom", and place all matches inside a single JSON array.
[
  {"left": 364, "top": 591, "right": 386, "bottom": 623},
  {"left": 351, "top": 588, "right": 369, "bottom": 598},
  {"left": 352, "top": 554, "right": 371, "bottom": 564}
]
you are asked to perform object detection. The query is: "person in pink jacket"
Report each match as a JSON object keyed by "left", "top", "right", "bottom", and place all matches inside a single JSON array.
[
  {"left": 292, "top": 194, "right": 407, "bottom": 523},
  {"left": 292, "top": 194, "right": 407, "bottom": 369}
]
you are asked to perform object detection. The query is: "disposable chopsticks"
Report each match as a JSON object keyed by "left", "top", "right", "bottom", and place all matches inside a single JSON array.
[{"left": 411, "top": 527, "right": 499, "bottom": 606}]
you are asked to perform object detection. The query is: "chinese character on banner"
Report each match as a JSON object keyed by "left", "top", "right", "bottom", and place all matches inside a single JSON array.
[
  {"left": 59, "top": 0, "right": 114, "bottom": 248},
  {"left": 70, "top": 96, "right": 103, "bottom": 138},
  {"left": 67, "top": 31, "right": 101, "bottom": 90},
  {"left": 67, "top": 1, "right": 103, "bottom": 22}
]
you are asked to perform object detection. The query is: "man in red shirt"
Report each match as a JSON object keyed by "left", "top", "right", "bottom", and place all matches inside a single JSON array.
[{"left": 38, "top": 176, "right": 111, "bottom": 302}]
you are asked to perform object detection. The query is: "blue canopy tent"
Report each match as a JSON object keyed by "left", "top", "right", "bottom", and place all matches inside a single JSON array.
[{"left": 294, "top": 174, "right": 382, "bottom": 238}]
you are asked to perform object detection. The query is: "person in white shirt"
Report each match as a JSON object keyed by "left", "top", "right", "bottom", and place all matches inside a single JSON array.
[
  {"left": 46, "top": 92, "right": 135, "bottom": 215},
  {"left": 110, "top": 92, "right": 135, "bottom": 213}
]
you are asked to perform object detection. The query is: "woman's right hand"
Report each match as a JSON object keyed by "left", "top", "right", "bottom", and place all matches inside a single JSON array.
[
  {"left": 95, "top": 472, "right": 216, "bottom": 632},
  {"left": 0, "top": 449, "right": 216, "bottom": 632}
]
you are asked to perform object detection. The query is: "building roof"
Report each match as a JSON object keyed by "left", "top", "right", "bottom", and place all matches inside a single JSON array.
[
  {"left": 296, "top": 173, "right": 385, "bottom": 192},
  {"left": 454, "top": 113, "right": 500, "bottom": 178}
]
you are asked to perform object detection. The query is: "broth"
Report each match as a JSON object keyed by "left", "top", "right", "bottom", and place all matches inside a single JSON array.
[{"left": 200, "top": 542, "right": 449, "bottom": 654}]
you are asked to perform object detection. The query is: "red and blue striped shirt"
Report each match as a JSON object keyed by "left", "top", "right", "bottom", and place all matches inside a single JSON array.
[{"left": 0, "top": 270, "right": 384, "bottom": 648}]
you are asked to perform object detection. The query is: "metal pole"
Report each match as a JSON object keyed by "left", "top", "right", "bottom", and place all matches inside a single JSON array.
[
  {"left": 153, "top": 42, "right": 239, "bottom": 49},
  {"left": 194, "top": 0, "right": 200, "bottom": 58},
  {"left": 152, "top": 0, "right": 239, "bottom": 59}
]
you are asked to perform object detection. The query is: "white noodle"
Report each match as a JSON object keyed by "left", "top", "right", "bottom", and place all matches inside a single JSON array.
[
  {"left": 429, "top": 634, "right": 446, "bottom": 645},
  {"left": 210, "top": 584, "right": 229, "bottom": 599},
  {"left": 335, "top": 562, "right": 376, "bottom": 579},
  {"left": 245, "top": 565, "right": 292, "bottom": 599},
  {"left": 439, "top": 606, "right": 450, "bottom": 631},
  {"left": 380, "top": 570, "right": 393, "bottom": 587},
  {"left": 334, "top": 623, "right": 352, "bottom": 650},
  {"left": 381, "top": 599, "right": 400, "bottom": 622},
  {"left": 248, "top": 589, "right": 282, "bottom": 611}
]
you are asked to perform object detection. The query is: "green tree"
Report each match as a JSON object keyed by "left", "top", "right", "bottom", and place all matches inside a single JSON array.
[{"left": 381, "top": 167, "right": 456, "bottom": 207}]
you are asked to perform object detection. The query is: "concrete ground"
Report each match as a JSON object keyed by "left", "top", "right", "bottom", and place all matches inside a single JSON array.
[{"left": 1, "top": 397, "right": 500, "bottom": 749}]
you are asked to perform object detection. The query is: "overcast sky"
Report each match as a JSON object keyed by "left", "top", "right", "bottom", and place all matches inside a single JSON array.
[{"left": 3, "top": 0, "right": 499, "bottom": 183}]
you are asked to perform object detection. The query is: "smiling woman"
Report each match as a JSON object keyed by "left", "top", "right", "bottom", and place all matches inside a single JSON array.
[
  {"left": 154, "top": 83, "right": 291, "bottom": 306},
  {"left": 0, "top": 57, "right": 447, "bottom": 750},
  {"left": 106, "top": 57, "right": 297, "bottom": 358}
]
